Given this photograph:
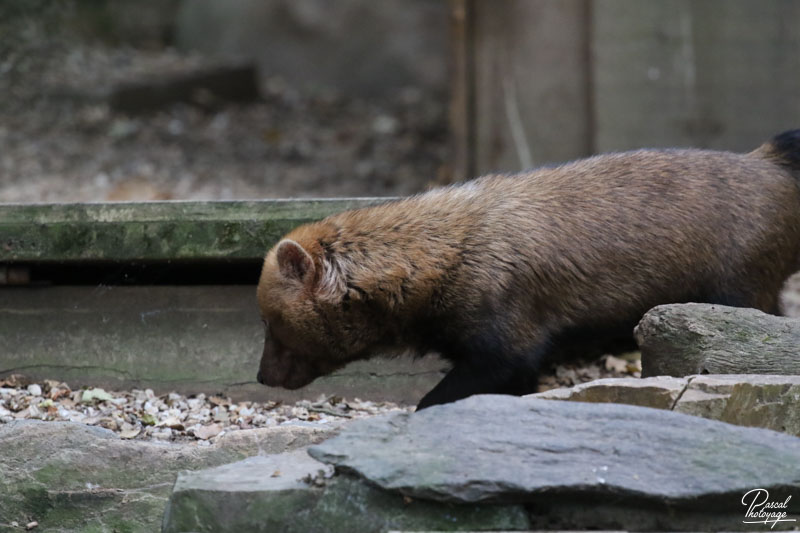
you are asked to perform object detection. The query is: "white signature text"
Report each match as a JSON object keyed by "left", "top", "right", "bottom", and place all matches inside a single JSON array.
[{"left": 742, "top": 488, "right": 796, "bottom": 529}]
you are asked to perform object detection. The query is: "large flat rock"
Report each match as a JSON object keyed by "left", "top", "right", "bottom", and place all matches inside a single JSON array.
[
  {"left": 0, "top": 420, "right": 338, "bottom": 532},
  {"left": 163, "top": 451, "right": 530, "bottom": 533},
  {"left": 165, "top": 396, "right": 800, "bottom": 532},
  {"left": 310, "top": 396, "right": 800, "bottom": 503}
]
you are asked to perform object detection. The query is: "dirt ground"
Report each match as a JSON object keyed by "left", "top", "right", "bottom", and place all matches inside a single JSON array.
[{"left": 0, "top": 38, "right": 449, "bottom": 204}]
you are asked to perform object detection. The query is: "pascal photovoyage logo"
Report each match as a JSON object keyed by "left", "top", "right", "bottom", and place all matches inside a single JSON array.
[{"left": 742, "top": 488, "right": 797, "bottom": 529}]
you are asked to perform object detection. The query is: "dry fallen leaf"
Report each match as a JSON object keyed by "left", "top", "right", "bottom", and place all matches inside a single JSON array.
[
  {"left": 119, "top": 424, "right": 141, "bottom": 439},
  {"left": 81, "top": 388, "right": 113, "bottom": 403},
  {"left": 208, "top": 395, "right": 231, "bottom": 407},
  {"left": 158, "top": 416, "right": 185, "bottom": 430},
  {"left": 98, "top": 418, "right": 119, "bottom": 431},
  {"left": 43, "top": 379, "right": 62, "bottom": 390},
  {"left": 0, "top": 375, "right": 30, "bottom": 388},
  {"left": 59, "top": 398, "right": 76, "bottom": 409}
]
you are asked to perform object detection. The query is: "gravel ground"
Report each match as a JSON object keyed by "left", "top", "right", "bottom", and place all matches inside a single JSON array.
[
  {"left": 0, "top": 4, "right": 450, "bottom": 203},
  {"left": 0, "top": 374, "right": 410, "bottom": 444},
  {"left": 539, "top": 352, "right": 642, "bottom": 391},
  {"left": 0, "top": 354, "right": 641, "bottom": 443}
]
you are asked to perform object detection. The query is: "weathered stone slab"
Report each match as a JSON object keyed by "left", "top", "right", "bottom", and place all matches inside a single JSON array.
[
  {"left": 0, "top": 419, "right": 339, "bottom": 532},
  {"left": 0, "top": 285, "right": 448, "bottom": 404},
  {"left": 308, "top": 396, "right": 800, "bottom": 530},
  {"left": 533, "top": 376, "right": 687, "bottom": 409},
  {"left": 635, "top": 303, "right": 800, "bottom": 377},
  {"left": 675, "top": 374, "right": 800, "bottom": 436},
  {"left": 162, "top": 452, "right": 529, "bottom": 533},
  {"left": 532, "top": 374, "right": 800, "bottom": 437},
  {"left": 0, "top": 199, "right": 389, "bottom": 263}
]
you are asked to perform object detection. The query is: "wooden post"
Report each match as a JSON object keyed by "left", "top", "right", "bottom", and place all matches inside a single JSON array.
[
  {"left": 448, "top": 0, "right": 476, "bottom": 182},
  {"left": 450, "top": 0, "right": 593, "bottom": 176}
]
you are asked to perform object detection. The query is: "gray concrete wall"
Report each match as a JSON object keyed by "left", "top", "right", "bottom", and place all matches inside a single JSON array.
[{"left": 593, "top": 0, "right": 800, "bottom": 154}]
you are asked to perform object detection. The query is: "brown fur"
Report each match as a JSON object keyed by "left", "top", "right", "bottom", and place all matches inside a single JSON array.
[{"left": 257, "top": 130, "right": 800, "bottom": 409}]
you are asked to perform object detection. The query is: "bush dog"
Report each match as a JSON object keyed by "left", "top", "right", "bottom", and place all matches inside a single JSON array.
[{"left": 257, "top": 130, "right": 800, "bottom": 409}]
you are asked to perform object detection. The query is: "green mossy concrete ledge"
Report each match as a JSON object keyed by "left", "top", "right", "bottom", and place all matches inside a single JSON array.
[{"left": 0, "top": 199, "right": 390, "bottom": 263}]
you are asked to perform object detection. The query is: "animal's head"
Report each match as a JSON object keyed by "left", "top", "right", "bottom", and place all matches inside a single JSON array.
[{"left": 255, "top": 227, "right": 387, "bottom": 389}]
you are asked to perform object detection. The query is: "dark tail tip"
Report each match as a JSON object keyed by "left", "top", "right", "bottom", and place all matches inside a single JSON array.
[{"left": 765, "top": 129, "right": 800, "bottom": 169}]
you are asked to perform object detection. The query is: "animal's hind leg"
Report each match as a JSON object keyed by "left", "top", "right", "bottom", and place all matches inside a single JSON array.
[{"left": 415, "top": 345, "right": 546, "bottom": 410}]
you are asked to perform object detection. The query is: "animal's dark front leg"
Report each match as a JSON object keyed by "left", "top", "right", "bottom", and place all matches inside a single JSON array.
[{"left": 415, "top": 351, "right": 543, "bottom": 410}]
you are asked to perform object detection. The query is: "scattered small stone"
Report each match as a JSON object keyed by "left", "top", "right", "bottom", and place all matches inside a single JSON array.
[
  {"left": 372, "top": 114, "right": 398, "bottom": 135},
  {"left": 193, "top": 423, "right": 222, "bottom": 441},
  {"left": 302, "top": 467, "right": 335, "bottom": 487},
  {"left": 151, "top": 428, "right": 174, "bottom": 441},
  {"left": 604, "top": 354, "right": 628, "bottom": 373},
  {"left": 0, "top": 352, "right": 639, "bottom": 441}
]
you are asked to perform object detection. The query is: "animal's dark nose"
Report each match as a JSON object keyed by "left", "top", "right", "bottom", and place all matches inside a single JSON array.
[{"left": 257, "top": 370, "right": 264, "bottom": 384}]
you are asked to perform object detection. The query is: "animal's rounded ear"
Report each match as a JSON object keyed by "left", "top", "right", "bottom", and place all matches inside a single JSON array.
[{"left": 276, "top": 239, "right": 315, "bottom": 282}]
